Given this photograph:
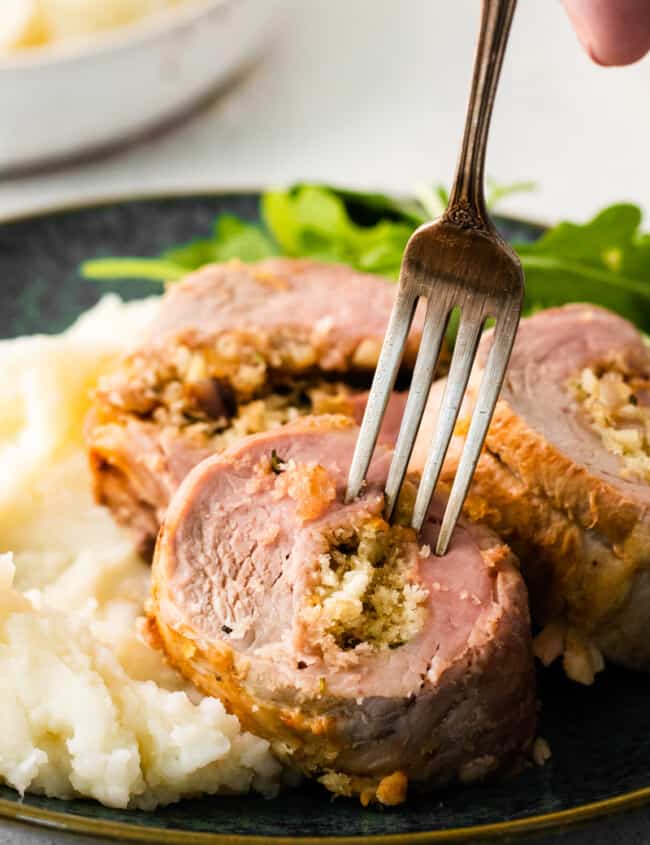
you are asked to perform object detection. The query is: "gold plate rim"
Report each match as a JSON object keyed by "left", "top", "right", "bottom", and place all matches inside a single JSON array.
[{"left": 2, "top": 786, "right": 650, "bottom": 845}]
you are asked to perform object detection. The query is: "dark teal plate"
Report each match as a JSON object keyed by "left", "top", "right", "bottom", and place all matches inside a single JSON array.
[{"left": 0, "top": 192, "right": 649, "bottom": 844}]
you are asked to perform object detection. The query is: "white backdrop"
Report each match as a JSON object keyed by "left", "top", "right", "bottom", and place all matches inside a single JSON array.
[{"left": 1, "top": 0, "right": 649, "bottom": 224}]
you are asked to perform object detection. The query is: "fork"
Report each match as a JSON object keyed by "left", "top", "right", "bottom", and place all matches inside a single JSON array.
[{"left": 346, "top": 0, "right": 524, "bottom": 556}]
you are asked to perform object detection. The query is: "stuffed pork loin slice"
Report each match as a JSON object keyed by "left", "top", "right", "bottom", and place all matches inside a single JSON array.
[
  {"left": 414, "top": 304, "right": 650, "bottom": 683},
  {"left": 86, "top": 258, "right": 416, "bottom": 557},
  {"left": 147, "top": 415, "right": 536, "bottom": 805}
]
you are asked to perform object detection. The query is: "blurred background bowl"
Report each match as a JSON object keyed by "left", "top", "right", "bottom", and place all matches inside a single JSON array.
[{"left": 0, "top": 0, "right": 284, "bottom": 174}]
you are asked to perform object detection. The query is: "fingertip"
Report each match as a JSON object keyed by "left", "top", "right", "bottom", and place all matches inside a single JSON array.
[
  {"left": 562, "top": 0, "right": 650, "bottom": 66},
  {"left": 588, "top": 37, "right": 650, "bottom": 66}
]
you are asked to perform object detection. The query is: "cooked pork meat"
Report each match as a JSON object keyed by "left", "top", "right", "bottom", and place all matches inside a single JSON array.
[
  {"left": 147, "top": 415, "right": 536, "bottom": 805},
  {"left": 85, "top": 259, "right": 420, "bottom": 557},
  {"left": 416, "top": 305, "right": 650, "bottom": 682}
]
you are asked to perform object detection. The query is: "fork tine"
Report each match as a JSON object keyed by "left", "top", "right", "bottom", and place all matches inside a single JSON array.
[
  {"left": 345, "top": 287, "right": 418, "bottom": 502},
  {"left": 435, "top": 301, "right": 520, "bottom": 555},
  {"left": 384, "top": 295, "right": 452, "bottom": 521},
  {"left": 411, "top": 309, "right": 484, "bottom": 533}
]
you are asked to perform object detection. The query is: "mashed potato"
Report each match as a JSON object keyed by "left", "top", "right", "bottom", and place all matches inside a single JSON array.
[
  {"left": 1, "top": 0, "right": 192, "bottom": 53},
  {"left": 0, "top": 295, "right": 282, "bottom": 809}
]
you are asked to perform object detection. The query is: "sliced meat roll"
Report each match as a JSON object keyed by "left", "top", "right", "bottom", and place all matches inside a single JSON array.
[
  {"left": 147, "top": 415, "right": 536, "bottom": 805},
  {"left": 417, "top": 304, "right": 650, "bottom": 682},
  {"left": 85, "top": 258, "right": 417, "bottom": 556}
]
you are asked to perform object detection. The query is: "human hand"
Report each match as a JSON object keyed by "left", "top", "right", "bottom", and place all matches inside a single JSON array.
[{"left": 562, "top": 0, "right": 650, "bottom": 65}]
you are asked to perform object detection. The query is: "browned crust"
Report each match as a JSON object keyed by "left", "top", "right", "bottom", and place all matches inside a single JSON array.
[
  {"left": 443, "top": 397, "right": 650, "bottom": 674},
  {"left": 145, "top": 607, "right": 409, "bottom": 804}
]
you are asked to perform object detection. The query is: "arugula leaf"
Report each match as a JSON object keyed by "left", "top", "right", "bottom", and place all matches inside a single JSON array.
[
  {"left": 261, "top": 185, "right": 412, "bottom": 278},
  {"left": 82, "top": 215, "right": 276, "bottom": 283},
  {"left": 78, "top": 184, "right": 650, "bottom": 333},
  {"left": 518, "top": 204, "right": 641, "bottom": 266},
  {"left": 622, "top": 233, "right": 650, "bottom": 280},
  {"left": 485, "top": 178, "right": 537, "bottom": 209},
  {"left": 81, "top": 257, "right": 186, "bottom": 282},
  {"left": 516, "top": 204, "right": 650, "bottom": 329},
  {"left": 325, "top": 186, "right": 427, "bottom": 226},
  {"left": 79, "top": 181, "right": 536, "bottom": 286},
  {"left": 164, "top": 215, "right": 277, "bottom": 267}
]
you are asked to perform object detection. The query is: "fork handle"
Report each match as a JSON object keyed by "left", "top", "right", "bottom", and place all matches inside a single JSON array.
[{"left": 445, "top": 0, "right": 518, "bottom": 230}]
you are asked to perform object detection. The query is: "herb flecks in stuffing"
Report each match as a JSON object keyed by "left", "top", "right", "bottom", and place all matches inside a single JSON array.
[{"left": 270, "top": 450, "right": 287, "bottom": 475}]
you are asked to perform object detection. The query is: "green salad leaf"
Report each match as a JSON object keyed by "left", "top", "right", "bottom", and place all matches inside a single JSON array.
[
  {"left": 261, "top": 186, "right": 413, "bottom": 277},
  {"left": 81, "top": 257, "right": 186, "bottom": 282},
  {"left": 79, "top": 184, "right": 650, "bottom": 331},
  {"left": 165, "top": 215, "right": 278, "bottom": 268},
  {"left": 515, "top": 203, "right": 650, "bottom": 328},
  {"left": 324, "top": 186, "right": 427, "bottom": 226},
  {"left": 81, "top": 215, "right": 277, "bottom": 282},
  {"left": 485, "top": 178, "right": 537, "bottom": 210}
]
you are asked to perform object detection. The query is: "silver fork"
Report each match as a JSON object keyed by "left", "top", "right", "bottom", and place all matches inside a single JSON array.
[{"left": 346, "top": 0, "right": 524, "bottom": 556}]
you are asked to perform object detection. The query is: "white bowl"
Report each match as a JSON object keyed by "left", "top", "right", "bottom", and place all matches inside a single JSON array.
[{"left": 0, "top": 0, "right": 284, "bottom": 173}]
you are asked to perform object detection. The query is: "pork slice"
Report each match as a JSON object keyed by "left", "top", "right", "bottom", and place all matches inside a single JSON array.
[
  {"left": 87, "top": 416, "right": 214, "bottom": 558},
  {"left": 86, "top": 258, "right": 423, "bottom": 557},
  {"left": 498, "top": 304, "right": 650, "bottom": 501},
  {"left": 416, "top": 304, "right": 650, "bottom": 679},
  {"left": 150, "top": 414, "right": 536, "bottom": 804},
  {"left": 148, "top": 258, "right": 423, "bottom": 371}
]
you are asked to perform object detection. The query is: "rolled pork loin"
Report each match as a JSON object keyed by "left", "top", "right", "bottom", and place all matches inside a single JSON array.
[
  {"left": 147, "top": 415, "right": 537, "bottom": 805},
  {"left": 414, "top": 304, "right": 650, "bottom": 683},
  {"left": 85, "top": 258, "right": 419, "bottom": 557}
]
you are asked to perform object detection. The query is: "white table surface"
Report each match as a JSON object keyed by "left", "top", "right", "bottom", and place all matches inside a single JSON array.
[
  {"left": 1, "top": 0, "right": 649, "bottom": 225},
  {"left": 1, "top": 2, "right": 650, "bottom": 843}
]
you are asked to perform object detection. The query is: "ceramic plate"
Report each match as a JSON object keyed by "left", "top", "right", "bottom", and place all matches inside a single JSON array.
[{"left": 0, "top": 192, "right": 649, "bottom": 844}]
